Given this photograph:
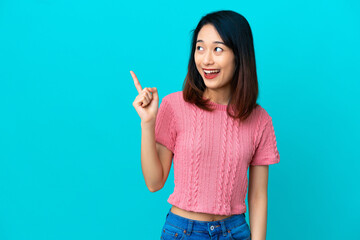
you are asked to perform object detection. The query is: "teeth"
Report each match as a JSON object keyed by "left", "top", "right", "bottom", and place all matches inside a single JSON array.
[{"left": 204, "top": 69, "right": 220, "bottom": 74}]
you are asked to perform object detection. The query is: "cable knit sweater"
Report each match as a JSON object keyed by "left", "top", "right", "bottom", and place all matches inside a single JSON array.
[{"left": 155, "top": 91, "right": 280, "bottom": 215}]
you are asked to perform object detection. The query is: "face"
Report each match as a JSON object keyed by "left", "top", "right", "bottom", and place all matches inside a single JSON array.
[{"left": 194, "top": 24, "right": 236, "bottom": 93}]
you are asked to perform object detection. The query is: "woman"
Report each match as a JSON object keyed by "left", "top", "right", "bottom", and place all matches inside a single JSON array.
[{"left": 131, "top": 10, "right": 280, "bottom": 240}]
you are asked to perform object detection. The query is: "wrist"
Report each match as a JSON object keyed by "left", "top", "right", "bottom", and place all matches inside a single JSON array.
[{"left": 141, "top": 119, "right": 155, "bottom": 128}]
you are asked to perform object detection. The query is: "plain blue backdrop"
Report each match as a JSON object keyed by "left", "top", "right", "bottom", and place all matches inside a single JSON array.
[{"left": 0, "top": 0, "right": 359, "bottom": 239}]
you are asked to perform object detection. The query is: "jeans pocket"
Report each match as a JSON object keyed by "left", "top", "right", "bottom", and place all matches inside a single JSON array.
[
  {"left": 161, "top": 223, "right": 185, "bottom": 240},
  {"left": 228, "top": 222, "right": 251, "bottom": 240}
]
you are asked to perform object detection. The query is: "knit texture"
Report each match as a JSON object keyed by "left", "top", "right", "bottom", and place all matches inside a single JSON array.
[{"left": 155, "top": 91, "right": 280, "bottom": 215}]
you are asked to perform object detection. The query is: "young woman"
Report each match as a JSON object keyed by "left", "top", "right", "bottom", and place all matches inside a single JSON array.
[{"left": 131, "top": 10, "right": 280, "bottom": 240}]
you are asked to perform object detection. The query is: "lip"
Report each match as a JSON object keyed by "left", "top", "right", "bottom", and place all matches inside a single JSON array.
[
  {"left": 203, "top": 68, "right": 220, "bottom": 70},
  {"left": 203, "top": 69, "right": 220, "bottom": 79}
]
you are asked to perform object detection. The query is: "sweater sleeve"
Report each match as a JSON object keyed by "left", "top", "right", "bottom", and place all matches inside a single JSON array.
[
  {"left": 155, "top": 95, "right": 177, "bottom": 153},
  {"left": 250, "top": 116, "right": 280, "bottom": 166}
]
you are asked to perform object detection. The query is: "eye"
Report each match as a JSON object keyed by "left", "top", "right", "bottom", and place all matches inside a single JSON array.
[
  {"left": 196, "top": 46, "right": 203, "bottom": 51},
  {"left": 215, "top": 47, "right": 223, "bottom": 52}
]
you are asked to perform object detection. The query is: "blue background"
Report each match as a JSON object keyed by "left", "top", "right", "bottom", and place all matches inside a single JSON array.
[{"left": 1, "top": 0, "right": 359, "bottom": 239}]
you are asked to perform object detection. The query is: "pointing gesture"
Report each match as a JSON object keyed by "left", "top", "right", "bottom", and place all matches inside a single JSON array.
[{"left": 131, "top": 70, "right": 159, "bottom": 124}]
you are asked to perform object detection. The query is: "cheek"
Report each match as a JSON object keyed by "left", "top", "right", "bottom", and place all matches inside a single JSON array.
[
  {"left": 194, "top": 56, "right": 202, "bottom": 71},
  {"left": 224, "top": 59, "right": 236, "bottom": 73},
  {"left": 194, "top": 54, "right": 200, "bottom": 65}
]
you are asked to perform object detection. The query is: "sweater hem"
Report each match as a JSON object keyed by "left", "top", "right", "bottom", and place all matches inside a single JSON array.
[
  {"left": 250, "top": 158, "right": 280, "bottom": 166},
  {"left": 167, "top": 197, "right": 247, "bottom": 216}
]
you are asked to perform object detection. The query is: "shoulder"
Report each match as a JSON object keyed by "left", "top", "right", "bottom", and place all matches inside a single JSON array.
[
  {"left": 162, "top": 90, "right": 182, "bottom": 101},
  {"left": 161, "top": 90, "right": 182, "bottom": 107},
  {"left": 256, "top": 104, "right": 272, "bottom": 120},
  {"left": 250, "top": 104, "right": 273, "bottom": 127}
]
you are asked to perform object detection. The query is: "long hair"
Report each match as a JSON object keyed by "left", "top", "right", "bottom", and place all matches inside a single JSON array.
[{"left": 182, "top": 10, "right": 259, "bottom": 122}]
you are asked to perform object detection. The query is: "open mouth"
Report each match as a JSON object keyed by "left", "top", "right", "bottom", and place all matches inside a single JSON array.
[{"left": 203, "top": 69, "right": 220, "bottom": 79}]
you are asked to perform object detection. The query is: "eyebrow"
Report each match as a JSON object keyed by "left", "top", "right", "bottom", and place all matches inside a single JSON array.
[{"left": 196, "top": 40, "right": 225, "bottom": 45}]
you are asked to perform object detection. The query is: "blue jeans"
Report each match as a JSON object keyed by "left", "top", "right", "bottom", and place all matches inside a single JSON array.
[{"left": 160, "top": 208, "right": 251, "bottom": 240}]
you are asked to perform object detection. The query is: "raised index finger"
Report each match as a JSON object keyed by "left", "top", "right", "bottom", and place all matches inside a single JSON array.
[{"left": 130, "top": 70, "right": 142, "bottom": 94}]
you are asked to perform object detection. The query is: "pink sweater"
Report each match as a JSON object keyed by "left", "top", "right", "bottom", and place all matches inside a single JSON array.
[{"left": 155, "top": 91, "right": 280, "bottom": 215}]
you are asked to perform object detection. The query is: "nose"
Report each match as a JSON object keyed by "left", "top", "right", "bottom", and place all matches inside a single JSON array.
[{"left": 203, "top": 50, "right": 214, "bottom": 65}]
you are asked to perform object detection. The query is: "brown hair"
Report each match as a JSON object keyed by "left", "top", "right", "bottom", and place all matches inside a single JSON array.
[{"left": 182, "top": 10, "right": 259, "bottom": 122}]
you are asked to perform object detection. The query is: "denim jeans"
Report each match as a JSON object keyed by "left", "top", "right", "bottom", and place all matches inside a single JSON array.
[{"left": 160, "top": 208, "right": 251, "bottom": 240}]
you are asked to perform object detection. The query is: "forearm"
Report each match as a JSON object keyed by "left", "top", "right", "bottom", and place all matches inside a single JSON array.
[
  {"left": 248, "top": 195, "right": 267, "bottom": 240},
  {"left": 140, "top": 120, "right": 163, "bottom": 192}
]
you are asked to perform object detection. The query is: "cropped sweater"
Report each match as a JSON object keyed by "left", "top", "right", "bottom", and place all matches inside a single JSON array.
[{"left": 154, "top": 91, "right": 280, "bottom": 215}]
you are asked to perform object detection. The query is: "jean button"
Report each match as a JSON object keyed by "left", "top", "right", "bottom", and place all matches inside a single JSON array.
[{"left": 210, "top": 225, "right": 214, "bottom": 230}]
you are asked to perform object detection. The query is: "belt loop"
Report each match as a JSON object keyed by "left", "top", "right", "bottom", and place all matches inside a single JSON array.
[
  {"left": 186, "top": 220, "right": 193, "bottom": 236},
  {"left": 220, "top": 220, "right": 227, "bottom": 236}
]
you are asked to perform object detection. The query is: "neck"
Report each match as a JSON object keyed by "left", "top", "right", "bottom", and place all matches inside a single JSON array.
[{"left": 203, "top": 88, "right": 231, "bottom": 105}]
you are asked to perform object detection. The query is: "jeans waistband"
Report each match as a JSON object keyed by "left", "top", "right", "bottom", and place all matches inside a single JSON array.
[{"left": 165, "top": 208, "right": 246, "bottom": 236}]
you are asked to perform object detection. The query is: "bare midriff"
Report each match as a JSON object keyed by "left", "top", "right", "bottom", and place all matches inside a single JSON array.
[{"left": 170, "top": 205, "right": 234, "bottom": 222}]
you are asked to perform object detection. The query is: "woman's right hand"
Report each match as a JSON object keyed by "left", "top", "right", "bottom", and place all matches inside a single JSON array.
[{"left": 131, "top": 70, "right": 159, "bottom": 124}]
